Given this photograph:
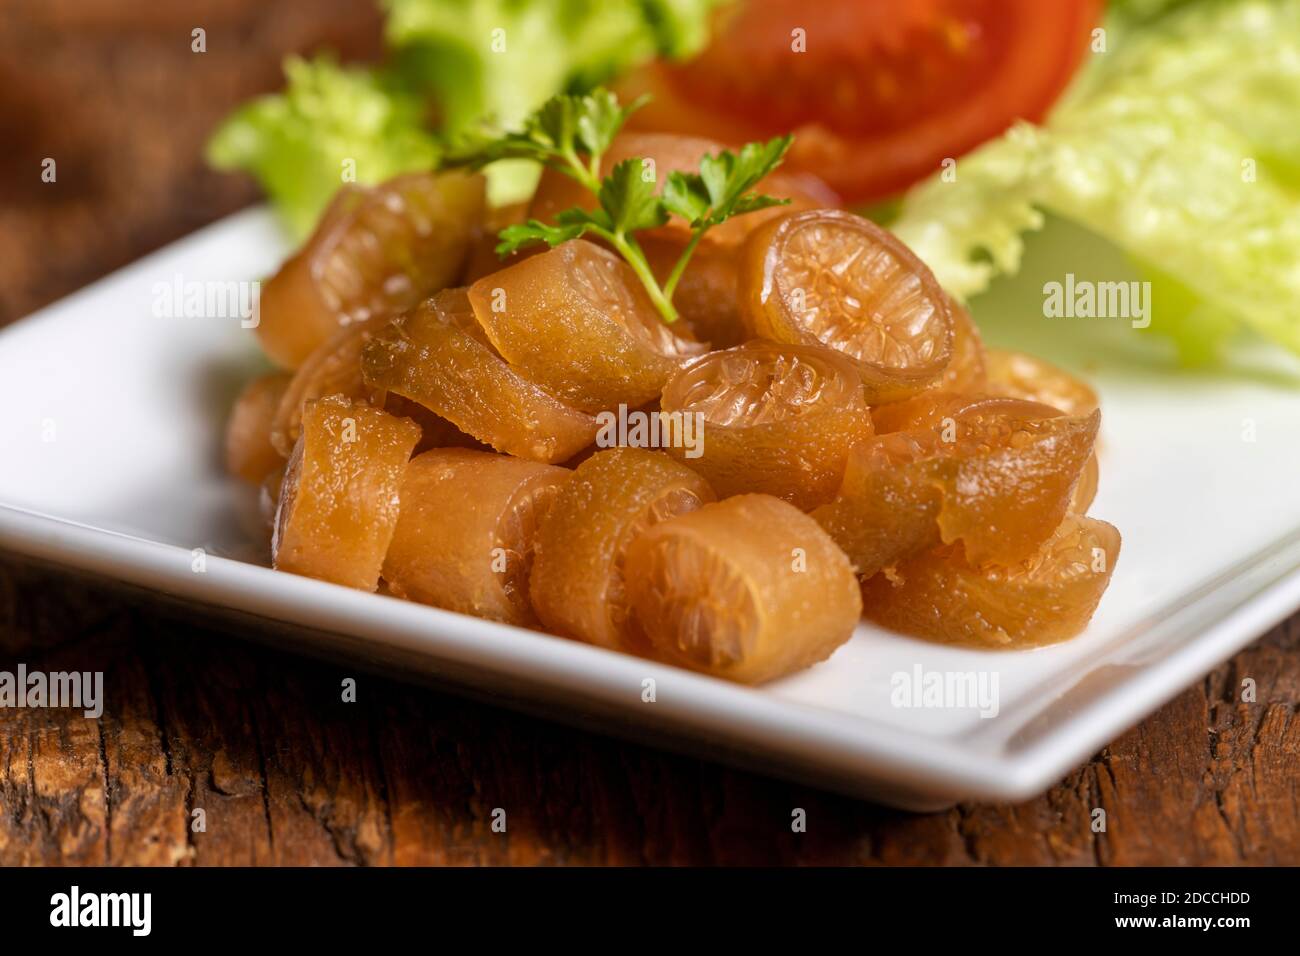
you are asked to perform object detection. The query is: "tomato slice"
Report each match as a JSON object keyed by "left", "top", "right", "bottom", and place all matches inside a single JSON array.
[{"left": 618, "top": 0, "right": 1101, "bottom": 204}]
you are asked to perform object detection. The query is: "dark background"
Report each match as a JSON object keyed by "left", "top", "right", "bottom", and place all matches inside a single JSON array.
[{"left": 2, "top": 0, "right": 1298, "bottom": 865}]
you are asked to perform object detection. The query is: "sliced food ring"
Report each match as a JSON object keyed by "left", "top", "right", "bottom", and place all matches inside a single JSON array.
[
  {"left": 272, "top": 396, "right": 422, "bottom": 591},
  {"left": 983, "top": 352, "right": 1102, "bottom": 515},
  {"left": 862, "top": 515, "right": 1121, "bottom": 649},
  {"left": 813, "top": 397, "right": 1100, "bottom": 574},
  {"left": 624, "top": 494, "right": 862, "bottom": 684},
  {"left": 933, "top": 297, "right": 987, "bottom": 395},
  {"left": 270, "top": 315, "right": 392, "bottom": 457},
  {"left": 225, "top": 371, "right": 291, "bottom": 483},
  {"left": 658, "top": 340, "right": 874, "bottom": 510},
  {"left": 810, "top": 430, "right": 948, "bottom": 578},
  {"left": 255, "top": 171, "right": 485, "bottom": 369},
  {"left": 985, "top": 348, "right": 1099, "bottom": 417},
  {"left": 381, "top": 448, "right": 571, "bottom": 626},
  {"left": 360, "top": 288, "right": 600, "bottom": 464},
  {"left": 529, "top": 447, "right": 715, "bottom": 651},
  {"left": 739, "top": 209, "right": 954, "bottom": 402},
  {"left": 931, "top": 408, "right": 1100, "bottom": 565},
  {"left": 467, "top": 240, "right": 706, "bottom": 413}
]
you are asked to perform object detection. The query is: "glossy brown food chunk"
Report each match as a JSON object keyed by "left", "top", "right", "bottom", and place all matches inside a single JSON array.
[
  {"left": 872, "top": 391, "right": 1044, "bottom": 436},
  {"left": 624, "top": 494, "right": 862, "bottom": 684},
  {"left": 810, "top": 431, "right": 948, "bottom": 578},
  {"left": 1071, "top": 453, "right": 1100, "bottom": 514},
  {"left": 984, "top": 351, "right": 1102, "bottom": 514},
  {"left": 361, "top": 288, "right": 599, "bottom": 463},
  {"left": 642, "top": 236, "right": 746, "bottom": 349},
  {"left": 256, "top": 171, "right": 485, "bottom": 368},
  {"left": 813, "top": 398, "right": 1099, "bottom": 575},
  {"left": 530, "top": 448, "right": 715, "bottom": 650},
  {"left": 934, "top": 299, "right": 987, "bottom": 395},
  {"left": 460, "top": 201, "right": 533, "bottom": 284},
  {"left": 269, "top": 316, "right": 389, "bottom": 456},
  {"left": 658, "top": 341, "right": 874, "bottom": 510},
  {"left": 270, "top": 315, "right": 476, "bottom": 458},
  {"left": 929, "top": 405, "right": 1100, "bottom": 566},
  {"left": 467, "top": 240, "right": 705, "bottom": 413},
  {"left": 225, "top": 371, "right": 291, "bottom": 483},
  {"left": 862, "top": 515, "right": 1121, "bottom": 648},
  {"left": 985, "top": 349, "right": 1099, "bottom": 417},
  {"left": 380, "top": 394, "right": 487, "bottom": 454},
  {"left": 382, "top": 449, "right": 570, "bottom": 625},
  {"left": 273, "top": 397, "right": 422, "bottom": 590},
  {"left": 869, "top": 390, "right": 957, "bottom": 436},
  {"left": 739, "top": 209, "right": 954, "bottom": 402}
]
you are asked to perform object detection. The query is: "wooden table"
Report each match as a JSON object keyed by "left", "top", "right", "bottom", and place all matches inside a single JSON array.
[{"left": 3, "top": 0, "right": 1298, "bottom": 866}]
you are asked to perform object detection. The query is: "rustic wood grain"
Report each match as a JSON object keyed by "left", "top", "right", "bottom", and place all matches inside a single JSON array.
[
  {"left": 2, "top": 554, "right": 1298, "bottom": 866},
  {"left": 2, "top": 0, "right": 1299, "bottom": 866}
]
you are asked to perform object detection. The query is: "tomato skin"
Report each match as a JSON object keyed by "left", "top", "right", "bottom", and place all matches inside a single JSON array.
[{"left": 617, "top": 0, "right": 1102, "bottom": 204}]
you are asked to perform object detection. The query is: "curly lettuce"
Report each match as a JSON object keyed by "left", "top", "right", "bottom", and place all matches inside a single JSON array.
[
  {"left": 384, "top": 0, "right": 718, "bottom": 132},
  {"left": 891, "top": 0, "right": 1300, "bottom": 363},
  {"left": 208, "top": 0, "right": 721, "bottom": 238},
  {"left": 206, "top": 57, "right": 440, "bottom": 241}
]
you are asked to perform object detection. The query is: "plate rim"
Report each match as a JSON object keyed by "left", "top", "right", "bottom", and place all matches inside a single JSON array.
[{"left": 4, "top": 502, "right": 1299, "bottom": 805}]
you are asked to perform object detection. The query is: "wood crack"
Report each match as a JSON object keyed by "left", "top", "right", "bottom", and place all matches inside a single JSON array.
[
  {"left": 95, "top": 716, "right": 112, "bottom": 864},
  {"left": 247, "top": 705, "right": 276, "bottom": 860}
]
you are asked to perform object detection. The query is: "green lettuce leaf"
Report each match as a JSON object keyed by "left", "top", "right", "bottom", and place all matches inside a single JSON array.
[
  {"left": 384, "top": 0, "right": 718, "bottom": 128},
  {"left": 206, "top": 56, "right": 440, "bottom": 242},
  {"left": 891, "top": 0, "right": 1300, "bottom": 362},
  {"left": 384, "top": 0, "right": 721, "bottom": 203},
  {"left": 209, "top": 1, "right": 720, "bottom": 233}
]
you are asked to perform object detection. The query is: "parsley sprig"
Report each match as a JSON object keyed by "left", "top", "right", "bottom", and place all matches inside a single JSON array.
[{"left": 444, "top": 89, "right": 793, "bottom": 324}]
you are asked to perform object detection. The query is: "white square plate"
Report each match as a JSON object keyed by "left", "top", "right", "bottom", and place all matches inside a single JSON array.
[{"left": 3, "top": 208, "right": 1299, "bottom": 810}]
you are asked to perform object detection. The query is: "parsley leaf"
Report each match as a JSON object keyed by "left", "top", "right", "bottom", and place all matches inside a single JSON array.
[
  {"left": 660, "top": 172, "right": 712, "bottom": 225},
  {"left": 495, "top": 218, "right": 594, "bottom": 257},
  {"left": 599, "top": 158, "right": 670, "bottom": 235},
  {"left": 444, "top": 88, "right": 647, "bottom": 191},
  {"left": 452, "top": 91, "right": 799, "bottom": 324},
  {"left": 663, "top": 135, "right": 793, "bottom": 228},
  {"left": 576, "top": 90, "right": 647, "bottom": 160}
]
